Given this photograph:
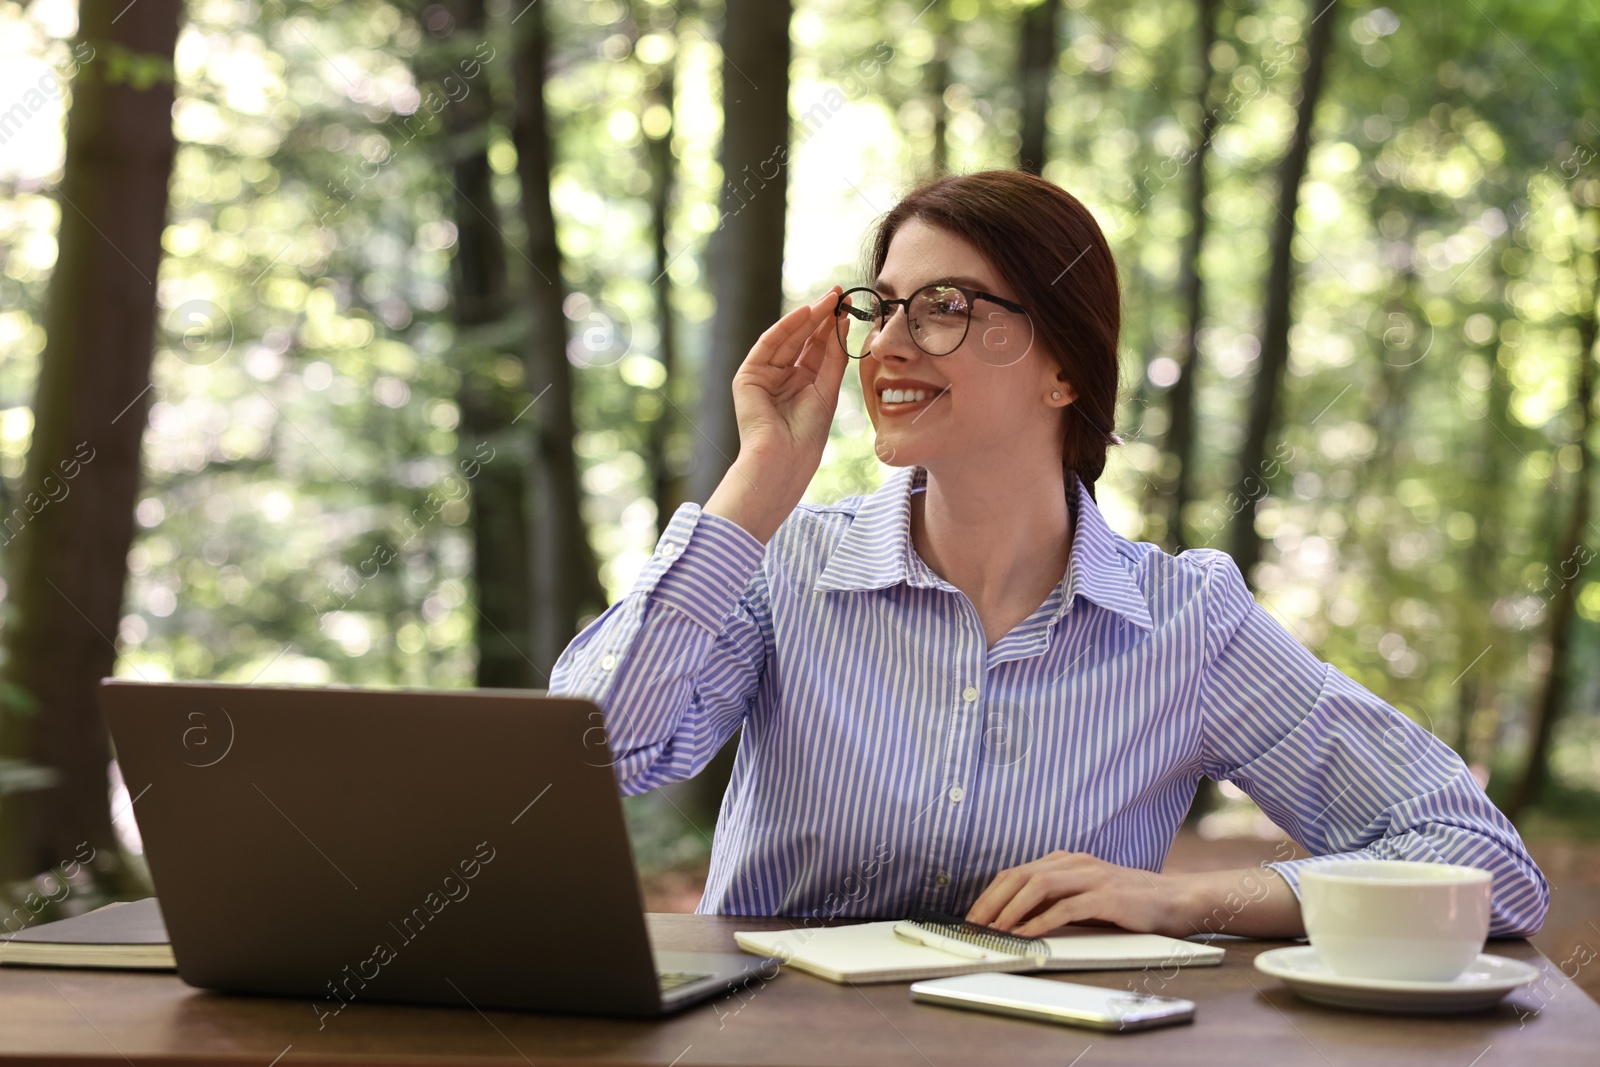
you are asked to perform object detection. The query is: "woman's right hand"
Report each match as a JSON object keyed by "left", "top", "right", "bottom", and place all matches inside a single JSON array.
[{"left": 704, "top": 285, "right": 850, "bottom": 543}]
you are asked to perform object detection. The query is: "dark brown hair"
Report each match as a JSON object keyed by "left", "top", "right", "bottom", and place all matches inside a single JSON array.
[{"left": 865, "top": 170, "right": 1121, "bottom": 498}]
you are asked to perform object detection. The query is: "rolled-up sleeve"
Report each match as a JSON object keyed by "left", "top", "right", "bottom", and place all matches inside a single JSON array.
[
  {"left": 549, "top": 503, "right": 769, "bottom": 795},
  {"left": 1186, "top": 548, "right": 1550, "bottom": 938}
]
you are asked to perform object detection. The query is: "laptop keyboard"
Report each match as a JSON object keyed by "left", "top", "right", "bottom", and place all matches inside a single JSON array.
[{"left": 658, "top": 970, "right": 711, "bottom": 992}]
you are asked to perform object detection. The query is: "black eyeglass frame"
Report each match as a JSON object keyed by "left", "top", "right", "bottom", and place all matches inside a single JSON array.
[{"left": 832, "top": 283, "right": 1030, "bottom": 360}]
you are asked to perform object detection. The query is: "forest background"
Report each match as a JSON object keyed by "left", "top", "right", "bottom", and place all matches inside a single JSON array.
[{"left": 0, "top": 0, "right": 1596, "bottom": 987}]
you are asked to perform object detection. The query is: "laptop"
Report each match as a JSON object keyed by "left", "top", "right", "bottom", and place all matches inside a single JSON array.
[{"left": 99, "top": 679, "right": 779, "bottom": 1018}]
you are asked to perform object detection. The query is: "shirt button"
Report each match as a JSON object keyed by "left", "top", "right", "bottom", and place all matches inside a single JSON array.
[
  {"left": 934, "top": 872, "right": 950, "bottom": 887},
  {"left": 600, "top": 654, "right": 618, "bottom": 671},
  {"left": 962, "top": 686, "right": 979, "bottom": 703},
  {"left": 947, "top": 785, "right": 965, "bottom": 803},
  {"left": 659, "top": 541, "right": 678, "bottom": 557}
]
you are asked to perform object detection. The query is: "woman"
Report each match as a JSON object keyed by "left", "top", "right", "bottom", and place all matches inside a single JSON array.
[{"left": 550, "top": 170, "right": 1548, "bottom": 940}]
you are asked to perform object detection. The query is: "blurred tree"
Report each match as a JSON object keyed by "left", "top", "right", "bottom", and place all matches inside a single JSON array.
[
  {"left": 1228, "top": 0, "right": 1340, "bottom": 588},
  {"left": 691, "top": 0, "right": 791, "bottom": 502},
  {"left": 1454, "top": 258, "right": 1516, "bottom": 767},
  {"left": 421, "top": 0, "right": 536, "bottom": 687},
  {"left": 924, "top": 0, "right": 952, "bottom": 177},
  {"left": 0, "top": 0, "right": 184, "bottom": 893},
  {"left": 1017, "top": 0, "right": 1061, "bottom": 176},
  {"left": 1162, "top": 0, "right": 1219, "bottom": 552},
  {"left": 511, "top": 0, "right": 605, "bottom": 673},
  {"left": 686, "top": 0, "right": 792, "bottom": 821},
  {"left": 634, "top": 0, "right": 688, "bottom": 526},
  {"left": 1172, "top": 0, "right": 1222, "bottom": 825},
  {"left": 1509, "top": 236, "right": 1597, "bottom": 818}
]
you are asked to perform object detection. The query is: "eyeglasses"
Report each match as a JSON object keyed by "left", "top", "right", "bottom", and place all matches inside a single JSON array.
[{"left": 833, "top": 283, "right": 1033, "bottom": 363}]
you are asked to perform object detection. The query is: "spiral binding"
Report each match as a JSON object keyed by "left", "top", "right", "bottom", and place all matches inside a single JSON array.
[{"left": 907, "top": 909, "right": 1050, "bottom": 959}]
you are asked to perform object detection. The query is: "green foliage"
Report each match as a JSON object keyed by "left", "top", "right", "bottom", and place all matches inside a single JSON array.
[{"left": 0, "top": 0, "right": 1596, "bottom": 885}]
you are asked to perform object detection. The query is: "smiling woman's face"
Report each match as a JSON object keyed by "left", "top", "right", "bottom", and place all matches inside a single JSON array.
[{"left": 857, "top": 217, "right": 1075, "bottom": 475}]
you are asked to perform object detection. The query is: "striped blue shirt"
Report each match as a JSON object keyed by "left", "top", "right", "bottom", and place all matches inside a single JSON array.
[{"left": 550, "top": 465, "right": 1549, "bottom": 936}]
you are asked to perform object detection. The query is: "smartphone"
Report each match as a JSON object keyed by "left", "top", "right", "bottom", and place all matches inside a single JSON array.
[{"left": 909, "top": 973, "right": 1195, "bottom": 1032}]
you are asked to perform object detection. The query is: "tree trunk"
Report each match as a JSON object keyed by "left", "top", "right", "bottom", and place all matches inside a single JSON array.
[
  {"left": 928, "top": 10, "right": 951, "bottom": 178},
  {"left": 688, "top": 0, "right": 791, "bottom": 503},
  {"left": 1174, "top": 0, "right": 1222, "bottom": 820},
  {"left": 0, "top": 0, "right": 185, "bottom": 891},
  {"left": 1453, "top": 264, "right": 1514, "bottom": 764},
  {"left": 1227, "top": 0, "right": 1339, "bottom": 586},
  {"left": 425, "top": 0, "right": 535, "bottom": 688},
  {"left": 1017, "top": 0, "right": 1060, "bottom": 175},
  {"left": 638, "top": 0, "right": 686, "bottom": 527},
  {"left": 1506, "top": 241, "right": 1598, "bottom": 819},
  {"left": 1172, "top": 4, "right": 1220, "bottom": 815},
  {"left": 683, "top": 0, "right": 791, "bottom": 822},
  {"left": 511, "top": 0, "right": 606, "bottom": 675},
  {"left": 1163, "top": 0, "right": 1219, "bottom": 552}
]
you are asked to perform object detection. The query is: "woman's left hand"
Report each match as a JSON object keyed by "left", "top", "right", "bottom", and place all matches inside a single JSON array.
[{"left": 963, "top": 851, "right": 1197, "bottom": 939}]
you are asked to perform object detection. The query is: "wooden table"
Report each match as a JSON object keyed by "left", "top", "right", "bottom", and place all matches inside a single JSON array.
[{"left": 2, "top": 914, "right": 1596, "bottom": 1065}]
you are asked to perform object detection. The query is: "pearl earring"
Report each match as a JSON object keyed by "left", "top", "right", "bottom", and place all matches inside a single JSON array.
[{"left": 1051, "top": 390, "right": 1062, "bottom": 400}]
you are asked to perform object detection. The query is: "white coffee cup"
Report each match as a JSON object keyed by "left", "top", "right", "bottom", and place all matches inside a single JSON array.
[{"left": 1299, "top": 860, "right": 1492, "bottom": 982}]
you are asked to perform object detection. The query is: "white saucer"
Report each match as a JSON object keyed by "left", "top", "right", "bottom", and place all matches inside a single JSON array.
[{"left": 1254, "top": 946, "right": 1539, "bottom": 1014}]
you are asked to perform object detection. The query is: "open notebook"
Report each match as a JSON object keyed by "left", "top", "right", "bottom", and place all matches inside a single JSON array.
[
  {"left": 734, "top": 912, "right": 1224, "bottom": 984},
  {"left": 0, "top": 898, "right": 175, "bottom": 970}
]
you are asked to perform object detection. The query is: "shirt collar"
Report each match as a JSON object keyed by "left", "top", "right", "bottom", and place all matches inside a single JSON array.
[{"left": 813, "top": 466, "right": 1155, "bottom": 633}]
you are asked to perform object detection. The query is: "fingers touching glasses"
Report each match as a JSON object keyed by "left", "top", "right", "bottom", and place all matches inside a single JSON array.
[{"left": 833, "top": 283, "right": 1034, "bottom": 366}]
